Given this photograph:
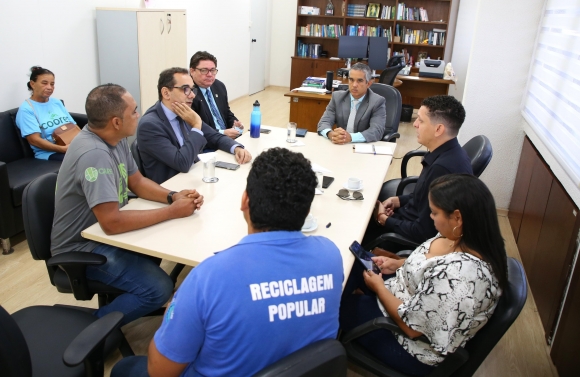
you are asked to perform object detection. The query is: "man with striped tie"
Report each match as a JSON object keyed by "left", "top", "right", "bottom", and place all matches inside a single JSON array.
[{"left": 190, "top": 51, "right": 244, "bottom": 140}]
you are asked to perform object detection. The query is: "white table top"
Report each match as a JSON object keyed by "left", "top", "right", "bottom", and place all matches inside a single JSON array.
[{"left": 82, "top": 127, "right": 394, "bottom": 281}]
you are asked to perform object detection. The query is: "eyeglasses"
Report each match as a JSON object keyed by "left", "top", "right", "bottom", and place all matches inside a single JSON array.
[
  {"left": 172, "top": 86, "right": 198, "bottom": 96},
  {"left": 336, "top": 189, "right": 364, "bottom": 201},
  {"left": 194, "top": 68, "right": 219, "bottom": 75}
]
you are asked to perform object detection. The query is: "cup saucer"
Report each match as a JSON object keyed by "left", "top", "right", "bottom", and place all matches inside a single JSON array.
[
  {"left": 301, "top": 219, "right": 318, "bottom": 233},
  {"left": 343, "top": 183, "right": 364, "bottom": 191}
]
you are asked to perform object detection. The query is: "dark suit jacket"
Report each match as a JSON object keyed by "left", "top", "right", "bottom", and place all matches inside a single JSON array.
[
  {"left": 191, "top": 79, "right": 238, "bottom": 131},
  {"left": 137, "top": 101, "right": 239, "bottom": 184}
]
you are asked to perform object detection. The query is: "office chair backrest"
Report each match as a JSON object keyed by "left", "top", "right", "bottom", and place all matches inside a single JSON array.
[
  {"left": 130, "top": 139, "right": 146, "bottom": 177},
  {"left": 462, "top": 135, "right": 493, "bottom": 177},
  {"left": 22, "top": 172, "right": 57, "bottom": 262},
  {"left": 252, "top": 339, "right": 347, "bottom": 377},
  {"left": 451, "top": 257, "right": 527, "bottom": 376},
  {"left": 378, "top": 65, "right": 401, "bottom": 86},
  {"left": 0, "top": 305, "right": 33, "bottom": 377},
  {"left": 387, "top": 55, "right": 405, "bottom": 67},
  {"left": 369, "top": 83, "right": 402, "bottom": 137}
]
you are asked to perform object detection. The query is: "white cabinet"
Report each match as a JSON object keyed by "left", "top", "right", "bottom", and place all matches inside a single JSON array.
[{"left": 96, "top": 8, "right": 187, "bottom": 116}]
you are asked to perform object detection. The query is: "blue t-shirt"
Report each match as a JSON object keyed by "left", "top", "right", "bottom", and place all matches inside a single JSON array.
[
  {"left": 15, "top": 97, "right": 76, "bottom": 160},
  {"left": 154, "top": 231, "right": 344, "bottom": 377}
]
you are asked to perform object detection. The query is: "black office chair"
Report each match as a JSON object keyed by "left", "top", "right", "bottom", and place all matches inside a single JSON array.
[
  {"left": 370, "top": 83, "right": 402, "bottom": 143},
  {"left": 130, "top": 139, "right": 145, "bottom": 177},
  {"left": 341, "top": 257, "right": 527, "bottom": 377},
  {"left": 0, "top": 304, "right": 124, "bottom": 377},
  {"left": 379, "top": 135, "right": 493, "bottom": 201},
  {"left": 252, "top": 339, "right": 347, "bottom": 377},
  {"left": 387, "top": 55, "right": 405, "bottom": 68},
  {"left": 378, "top": 65, "right": 402, "bottom": 86},
  {"left": 366, "top": 135, "right": 493, "bottom": 252}
]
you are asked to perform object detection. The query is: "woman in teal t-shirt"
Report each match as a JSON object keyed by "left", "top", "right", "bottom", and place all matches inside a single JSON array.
[{"left": 15, "top": 66, "right": 77, "bottom": 161}]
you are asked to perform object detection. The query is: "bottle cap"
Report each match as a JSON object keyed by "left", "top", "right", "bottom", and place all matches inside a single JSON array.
[{"left": 253, "top": 100, "right": 260, "bottom": 107}]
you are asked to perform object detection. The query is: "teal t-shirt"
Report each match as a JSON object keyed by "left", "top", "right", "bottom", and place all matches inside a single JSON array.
[{"left": 15, "top": 97, "right": 76, "bottom": 160}]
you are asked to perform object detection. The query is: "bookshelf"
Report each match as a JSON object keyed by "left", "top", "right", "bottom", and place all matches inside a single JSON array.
[{"left": 291, "top": 0, "right": 454, "bottom": 89}]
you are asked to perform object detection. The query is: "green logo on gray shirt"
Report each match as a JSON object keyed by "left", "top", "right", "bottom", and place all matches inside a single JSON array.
[{"left": 85, "top": 167, "right": 98, "bottom": 182}]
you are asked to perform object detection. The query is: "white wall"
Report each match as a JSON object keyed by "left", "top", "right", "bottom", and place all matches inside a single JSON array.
[
  {"left": 268, "top": 0, "right": 297, "bottom": 87},
  {"left": 0, "top": 0, "right": 254, "bottom": 113},
  {"left": 447, "top": 1, "right": 478, "bottom": 101},
  {"left": 453, "top": 0, "right": 545, "bottom": 209}
]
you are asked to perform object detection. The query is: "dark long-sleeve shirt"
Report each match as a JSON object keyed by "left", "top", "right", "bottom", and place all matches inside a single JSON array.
[{"left": 384, "top": 137, "right": 473, "bottom": 243}]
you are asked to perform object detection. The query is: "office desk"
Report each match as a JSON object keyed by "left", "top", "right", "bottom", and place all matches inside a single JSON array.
[
  {"left": 82, "top": 127, "right": 395, "bottom": 282},
  {"left": 397, "top": 73, "right": 455, "bottom": 108},
  {"left": 285, "top": 79, "right": 403, "bottom": 133}
]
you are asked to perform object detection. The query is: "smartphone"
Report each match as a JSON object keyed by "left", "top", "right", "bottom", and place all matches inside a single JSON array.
[
  {"left": 349, "top": 241, "right": 381, "bottom": 274},
  {"left": 260, "top": 129, "right": 271, "bottom": 134},
  {"left": 296, "top": 128, "right": 308, "bottom": 137},
  {"left": 215, "top": 161, "right": 240, "bottom": 170},
  {"left": 322, "top": 176, "right": 334, "bottom": 189}
]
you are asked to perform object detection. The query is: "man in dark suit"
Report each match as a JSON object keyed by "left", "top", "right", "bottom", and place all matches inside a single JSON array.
[
  {"left": 137, "top": 67, "right": 252, "bottom": 184},
  {"left": 190, "top": 51, "right": 243, "bottom": 140},
  {"left": 317, "top": 63, "right": 386, "bottom": 144}
]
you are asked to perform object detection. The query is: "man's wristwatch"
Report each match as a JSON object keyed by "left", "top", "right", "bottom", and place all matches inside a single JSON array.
[
  {"left": 377, "top": 213, "right": 387, "bottom": 226},
  {"left": 167, "top": 191, "right": 177, "bottom": 204}
]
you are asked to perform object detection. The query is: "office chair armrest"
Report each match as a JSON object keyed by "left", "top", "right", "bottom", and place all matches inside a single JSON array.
[
  {"left": 396, "top": 250, "right": 413, "bottom": 258},
  {"left": 63, "top": 311, "right": 124, "bottom": 369},
  {"left": 395, "top": 176, "right": 418, "bottom": 197},
  {"left": 364, "top": 232, "right": 420, "bottom": 251},
  {"left": 401, "top": 150, "right": 427, "bottom": 178},
  {"left": 47, "top": 251, "right": 107, "bottom": 267},
  {"left": 342, "top": 317, "right": 430, "bottom": 345},
  {"left": 426, "top": 347, "right": 469, "bottom": 377},
  {"left": 382, "top": 132, "right": 400, "bottom": 143}
]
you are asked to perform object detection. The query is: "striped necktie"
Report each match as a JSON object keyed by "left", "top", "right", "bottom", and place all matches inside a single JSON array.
[{"left": 205, "top": 89, "right": 226, "bottom": 130}]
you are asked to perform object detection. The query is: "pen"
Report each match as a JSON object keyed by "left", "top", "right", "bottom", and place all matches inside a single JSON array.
[
  {"left": 326, "top": 222, "right": 331, "bottom": 228},
  {"left": 372, "top": 145, "right": 376, "bottom": 155}
]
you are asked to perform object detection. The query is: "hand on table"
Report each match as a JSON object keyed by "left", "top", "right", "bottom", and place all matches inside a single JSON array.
[
  {"left": 224, "top": 128, "right": 241, "bottom": 139},
  {"left": 172, "top": 102, "right": 202, "bottom": 130},
  {"left": 174, "top": 189, "right": 204, "bottom": 210},
  {"left": 234, "top": 147, "right": 252, "bottom": 164}
]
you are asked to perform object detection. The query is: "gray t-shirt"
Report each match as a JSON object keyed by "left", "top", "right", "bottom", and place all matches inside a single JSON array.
[{"left": 51, "top": 127, "right": 138, "bottom": 255}]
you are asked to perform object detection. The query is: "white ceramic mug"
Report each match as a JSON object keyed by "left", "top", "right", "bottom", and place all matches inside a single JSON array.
[
  {"left": 347, "top": 177, "right": 362, "bottom": 190},
  {"left": 302, "top": 213, "right": 315, "bottom": 229}
]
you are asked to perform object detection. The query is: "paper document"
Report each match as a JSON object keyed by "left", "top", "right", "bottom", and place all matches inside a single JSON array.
[
  {"left": 311, "top": 163, "right": 332, "bottom": 174},
  {"left": 354, "top": 144, "right": 393, "bottom": 155},
  {"left": 293, "top": 87, "right": 328, "bottom": 94}
]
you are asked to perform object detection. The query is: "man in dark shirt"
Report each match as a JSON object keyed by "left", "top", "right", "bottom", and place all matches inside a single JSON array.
[{"left": 363, "top": 95, "right": 473, "bottom": 249}]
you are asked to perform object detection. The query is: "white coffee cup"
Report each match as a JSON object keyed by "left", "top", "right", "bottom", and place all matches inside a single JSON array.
[
  {"left": 347, "top": 177, "right": 362, "bottom": 190},
  {"left": 302, "top": 213, "right": 315, "bottom": 230}
]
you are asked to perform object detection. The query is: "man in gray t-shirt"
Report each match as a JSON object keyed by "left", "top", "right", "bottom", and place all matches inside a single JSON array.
[{"left": 50, "top": 84, "right": 204, "bottom": 325}]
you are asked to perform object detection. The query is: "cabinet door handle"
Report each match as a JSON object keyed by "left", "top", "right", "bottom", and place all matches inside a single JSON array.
[
  {"left": 166, "top": 14, "right": 172, "bottom": 34},
  {"left": 159, "top": 18, "right": 165, "bottom": 34}
]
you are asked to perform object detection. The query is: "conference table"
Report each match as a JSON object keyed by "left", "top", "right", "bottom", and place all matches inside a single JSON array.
[{"left": 82, "top": 127, "right": 395, "bottom": 283}]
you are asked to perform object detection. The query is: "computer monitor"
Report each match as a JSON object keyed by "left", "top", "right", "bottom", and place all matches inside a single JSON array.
[
  {"left": 368, "top": 37, "right": 390, "bottom": 70},
  {"left": 338, "top": 36, "right": 369, "bottom": 59}
]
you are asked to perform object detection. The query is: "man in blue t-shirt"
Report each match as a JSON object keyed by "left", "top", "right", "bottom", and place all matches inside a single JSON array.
[{"left": 112, "top": 148, "right": 343, "bottom": 377}]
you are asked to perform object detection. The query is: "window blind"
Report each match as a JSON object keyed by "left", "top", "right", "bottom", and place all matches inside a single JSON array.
[{"left": 522, "top": 0, "right": 580, "bottom": 187}]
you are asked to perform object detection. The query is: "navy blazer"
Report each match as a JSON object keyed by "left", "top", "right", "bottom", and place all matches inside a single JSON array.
[
  {"left": 191, "top": 79, "right": 238, "bottom": 131},
  {"left": 137, "top": 101, "right": 239, "bottom": 184}
]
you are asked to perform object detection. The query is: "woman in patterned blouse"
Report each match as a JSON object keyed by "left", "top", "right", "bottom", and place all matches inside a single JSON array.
[{"left": 340, "top": 174, "right": 508, "bottom": 376}]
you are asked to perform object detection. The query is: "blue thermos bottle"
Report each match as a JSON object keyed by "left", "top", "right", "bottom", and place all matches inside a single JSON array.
[{"left": 250, "top": 100, "right": 261, "bottom": 138}]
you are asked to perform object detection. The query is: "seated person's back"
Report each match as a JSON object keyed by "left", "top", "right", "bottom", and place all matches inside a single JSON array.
[
  {"left": 16, "top": 66, "right": 77, "bottom": 161},
  {"left": 112, "top": 148, "right": 343, "bottom": 377}
]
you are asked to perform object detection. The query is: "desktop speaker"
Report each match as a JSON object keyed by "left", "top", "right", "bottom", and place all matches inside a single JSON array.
[{"left": 326, "top": 71, "right": 333, "bottom": 91}]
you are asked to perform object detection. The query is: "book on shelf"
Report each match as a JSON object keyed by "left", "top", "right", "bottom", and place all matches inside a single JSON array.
[
  {"left": 301, "top": 77, "right": 326, "bottom": 89},
  {"left": 397, "top": 3, "right": 430, "bottom": 22},
  {"left": 347, "top": 4, "right": 366, "bottom": 17},
  {"left": 298, "top": 24, "right": 343, "bottom": 38},
  {"left": 354, "top": 144, "right": 393, "bottom": 155}
]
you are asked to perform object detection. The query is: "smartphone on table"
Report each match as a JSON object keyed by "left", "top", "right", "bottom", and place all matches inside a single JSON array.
[
  {"left": 349, "top": 241, "right": 381, "bottom": 274},
  {"left": 322, "top": 176, "right": 334, "bottom": 189},
  {"left": 215, "top": 161, "right": 240, "bottom": 170}
]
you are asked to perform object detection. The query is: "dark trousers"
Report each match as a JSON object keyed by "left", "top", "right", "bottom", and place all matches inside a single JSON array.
[{"left": 340, "top": 262, "right": 435, "bottom": 377}]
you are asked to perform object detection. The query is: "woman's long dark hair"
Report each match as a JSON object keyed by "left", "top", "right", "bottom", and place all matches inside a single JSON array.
[
  {"left": 27, "top": 66, "right": 54, "bottom": 91},
  {"left": 429, "top": 174, "right": 508, "bottom": 290}
]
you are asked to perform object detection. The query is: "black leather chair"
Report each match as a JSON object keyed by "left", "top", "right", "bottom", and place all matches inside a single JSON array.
[
  {"left": 378, "top": 65, "right": 402, "bottom": 86},
  {"left": 366, "top": 135, "right": 493, "bottom": 252},
  {"left": 387, "top": 55, "right": 405, "bottom": 67},
  {"left": 0, "top": 107, "right": 87, "bottom": 254},
  {"left": 130, "top": 139, "right": 145, "bottom": 177},
  {"left": 379, "top": 135, "right": 493, "bottom": 201},
  {"left": 369, "top": 83, "right": 402, "bottom": 142},
  {"left": 22, "top": 173, "right": 128, "bottom": 309},
  {"left": 252, "top": 339, "right": 347, "bottom": 377},
  {"left": 0, "top": 304, "right": 124, "bottom": 377},
  {"left": 341, "top": 257, "right": 527, "bottom": 377}
]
